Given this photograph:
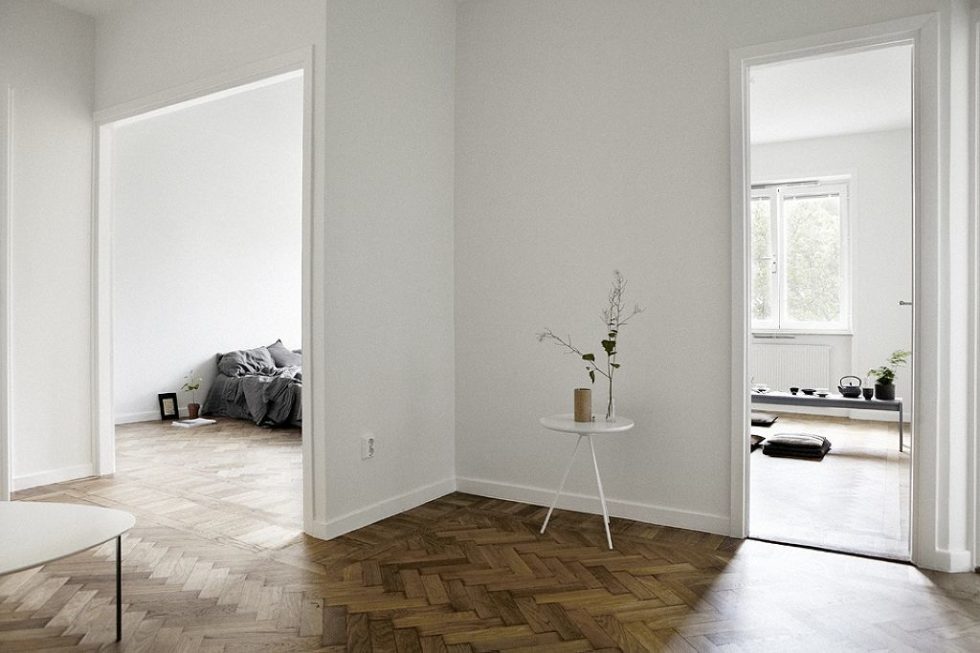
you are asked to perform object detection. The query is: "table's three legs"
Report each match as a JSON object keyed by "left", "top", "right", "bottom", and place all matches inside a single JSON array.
[
  {"left": 540, "top": 434, "right": 613, "bottom": 549},
  {"left": 116, "top": 535, "right": 122, "bottom": 642},
  {"left": 588, "top": 436, "right": 613, "bottom": 550}
]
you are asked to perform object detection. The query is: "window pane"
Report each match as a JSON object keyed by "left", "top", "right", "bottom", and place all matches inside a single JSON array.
[
  {"left": 783, "top": 194, "right": 841, "bottom": 324},
  {"left": 750, "top": 198, "right": 773, "bottom": 322}
]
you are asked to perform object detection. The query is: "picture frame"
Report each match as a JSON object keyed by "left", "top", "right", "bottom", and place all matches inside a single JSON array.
[{"left": 158, "top": 392, "right": 179, "bottom": 421}]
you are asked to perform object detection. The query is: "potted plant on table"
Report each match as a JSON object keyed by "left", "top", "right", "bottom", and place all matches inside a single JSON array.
[
  {"left": 181, "top": 370, "right": 203, "bottom": 419},
  {"left": 867, "top": 349, "right": 910, "bottom": 401},
  {"left": 537, "top": 271, "right": 644, "bottom": 421}
]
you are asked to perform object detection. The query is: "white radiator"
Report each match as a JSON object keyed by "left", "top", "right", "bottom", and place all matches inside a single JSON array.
[{"left": 750, "top": 343, "right": 831, "bottom": 392}]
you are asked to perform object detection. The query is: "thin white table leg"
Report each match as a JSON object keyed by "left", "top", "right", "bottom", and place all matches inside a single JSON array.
[
  {"left": 589, "top": 435, "right": 613, "bottom": 549},
  {"left": 541, "top": 434, "right": 583, "bottom": 534}
]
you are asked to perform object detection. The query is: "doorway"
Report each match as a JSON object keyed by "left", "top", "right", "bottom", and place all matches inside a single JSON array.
[
  {"left": 743, "top": 45, "right": 914, "bottom": 559},
  {"left": 92, "top": 53, "right": 315, "bottom": 533},
  {"left": 726, "top": 14, "right": 953, "bottom": 567}
]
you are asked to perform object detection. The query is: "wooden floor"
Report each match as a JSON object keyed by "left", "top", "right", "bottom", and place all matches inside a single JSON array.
[
  {"left": 750, "top": 414, "right": 910, "bottom": 559},
  {"left": 3, "top": 419, "right": 980, "bottom": 651}
]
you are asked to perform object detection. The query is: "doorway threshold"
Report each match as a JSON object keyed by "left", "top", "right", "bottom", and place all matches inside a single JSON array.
[{"left": 748, "top": 536, "right": 911, "bottom": 565}]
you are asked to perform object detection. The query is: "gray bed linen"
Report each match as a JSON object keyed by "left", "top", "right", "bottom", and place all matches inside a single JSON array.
[
  {"left": 217, "top": 346, "right": 277, "bottom": 377},
  {"left": 203, "top": 366, "right": 301, "bottom": 426}
]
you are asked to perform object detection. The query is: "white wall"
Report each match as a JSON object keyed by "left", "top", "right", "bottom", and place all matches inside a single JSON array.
[
  {"left": 111, "top": 75, "right": 303, "bottom": 423},
  {"left": 0, "top": 0, "right": 95, "bottom": 489},
  {"left": 751, "top": 129, "right": 914, "bottom": 416},
  {"left": 9, "top": 0, "right": 971, "bottom": 568},
  {"left": 454, "top": 0, "right": 955, "bottom": 536},
  {"left": 319, "top": 0, "right": 456, "bottom": 531},
  {"left": 96, "top": 0, "right": 456, "bottom": 536}
]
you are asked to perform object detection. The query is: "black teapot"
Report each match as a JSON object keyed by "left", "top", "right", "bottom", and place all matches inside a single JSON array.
[{"left": 838, "top": 375, "right": 863, "bottom": 398}]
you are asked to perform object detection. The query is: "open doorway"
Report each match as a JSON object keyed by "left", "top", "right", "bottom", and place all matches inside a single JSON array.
[
  {"left": 93, "top": 62, "right": 312, "bottom": 549},
  {"left": 742, "top": 45, "right": 914, "bottom": 560}
]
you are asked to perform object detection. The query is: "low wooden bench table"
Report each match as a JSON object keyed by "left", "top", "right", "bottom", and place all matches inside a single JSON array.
[{"left": 751, "top": 391, "right": 907, "bottom": 452}]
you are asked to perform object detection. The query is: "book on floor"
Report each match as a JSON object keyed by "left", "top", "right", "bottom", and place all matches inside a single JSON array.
[{"left": 172, "top": 418, "right": 216, "bottom": 428}]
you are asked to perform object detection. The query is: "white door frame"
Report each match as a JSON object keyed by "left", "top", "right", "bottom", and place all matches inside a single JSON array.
[
  {"left": 731, "top": 13, "right": 972, "bottom": 571},
  {"left": 0, "top": 86, "right": 12, "bottom": 501},
  {"left": 970, "top": 7, "right": 980, "bottom": 570},
  {"left": 91, "top": 48, "right": 317, "bottom": 528}
]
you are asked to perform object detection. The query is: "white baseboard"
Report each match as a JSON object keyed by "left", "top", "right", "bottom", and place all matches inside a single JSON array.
[
  {"left": 456, "top": 476, "right": 730, "bottom": 536},
  {"left": 13, "top": 463, "right": 95, "bottom": 491},
  {"left": 915, "top": 546, "right": 973, "bottom": 573},
  {"left": 114, "top": 403, "right": 198, "bottom": 425},
  {"left": 306, "top": 477, "right": 457, "bottom": 540},
  {"left": 114, "top": 410, "right": 159, "bottom": 424}
]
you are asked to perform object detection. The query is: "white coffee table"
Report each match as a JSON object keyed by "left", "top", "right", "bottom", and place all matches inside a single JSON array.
[
  {"left": 539, "top": 414, "right": 635, "bottom": 549},
  {"left": 0, "top": 502, "right": 136, "bottom": 641}
]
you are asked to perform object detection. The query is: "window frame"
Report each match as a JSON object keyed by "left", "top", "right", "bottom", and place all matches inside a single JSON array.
[{"left": 750, "top": 178, "right": 852, "bottom": 334}]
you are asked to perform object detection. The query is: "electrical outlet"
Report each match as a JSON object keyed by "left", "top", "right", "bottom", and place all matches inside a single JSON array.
[{"left": 361, "top": 434, "right": 376, "bottom": 460}]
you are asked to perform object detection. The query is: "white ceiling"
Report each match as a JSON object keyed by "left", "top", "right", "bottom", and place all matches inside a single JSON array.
[
  {"left": 750, "top": 45, "right": 912, "bottom": 144},
  {"left": 50, "top": 0, "right": 123, "bottom": 18}
]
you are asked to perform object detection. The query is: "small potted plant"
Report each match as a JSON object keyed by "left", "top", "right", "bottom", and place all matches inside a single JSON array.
[
  {"left": 182, "top": 370, "right": 203, "bottom": 419},
  {"left": 867, "top": 349, "right": 910, "bottom": 401},
  {"left": 537, "top": 271, "right": 644, "bottom": 421}
]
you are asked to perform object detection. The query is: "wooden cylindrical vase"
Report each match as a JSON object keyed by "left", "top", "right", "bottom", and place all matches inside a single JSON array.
[{"left": 574, "top": 388, "right": 592, "bottom": 422}]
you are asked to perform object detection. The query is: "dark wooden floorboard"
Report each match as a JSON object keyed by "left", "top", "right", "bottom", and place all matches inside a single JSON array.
[{"left": 2, "top": 418, "right": 979, "bottom": 651}]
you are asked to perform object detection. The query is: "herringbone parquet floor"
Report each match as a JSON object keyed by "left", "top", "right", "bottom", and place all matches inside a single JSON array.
[{"left": 3, "top": 418, "right": 980, "bottom": 651}]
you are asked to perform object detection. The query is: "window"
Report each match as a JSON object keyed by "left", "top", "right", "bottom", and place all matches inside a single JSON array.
[{"left": 751, "top": 179, "right": 849, "bottom": 331}]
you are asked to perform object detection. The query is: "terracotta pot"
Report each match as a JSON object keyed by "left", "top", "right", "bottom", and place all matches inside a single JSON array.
[{"left": 187, "top": 403, "right": 201, "bottom": 420}]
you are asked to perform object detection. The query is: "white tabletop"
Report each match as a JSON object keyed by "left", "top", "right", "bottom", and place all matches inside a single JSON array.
[
  {"left": 0, "top": 502, "right": 136, "bottom": 576},
  {"left": 540, "top": 414, "right": 635, "bottom": 434}
]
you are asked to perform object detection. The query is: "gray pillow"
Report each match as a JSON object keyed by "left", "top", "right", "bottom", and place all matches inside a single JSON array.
[
  {"left": 268, "top": 340, "right": 302, "bottom": 368},
  {"left": 218, "top": 346, "right": 277, "bottom": 377}
]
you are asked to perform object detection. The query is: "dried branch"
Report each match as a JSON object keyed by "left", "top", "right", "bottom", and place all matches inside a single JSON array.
[{"left": 537, "top": 328, "right": 611, "bottom": 380}]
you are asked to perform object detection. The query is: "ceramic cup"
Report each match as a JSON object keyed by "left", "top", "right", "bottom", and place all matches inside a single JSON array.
[
  {"left": 862, "top": 387, "right": 874, "bottom": 400},
  {"left": 789, "top": 386, "right": 799, "bottom": 395}
]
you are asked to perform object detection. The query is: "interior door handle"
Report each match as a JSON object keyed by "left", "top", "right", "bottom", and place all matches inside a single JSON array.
[{"left": 898, "top": 300, "right": 912, "bottom": 306}]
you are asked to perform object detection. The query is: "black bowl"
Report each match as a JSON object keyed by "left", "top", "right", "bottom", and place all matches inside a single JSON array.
[{"left": 801, "top": 388, "right": 816, "bottom": 395}]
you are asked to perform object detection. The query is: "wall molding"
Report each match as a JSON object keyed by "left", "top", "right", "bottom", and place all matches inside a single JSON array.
[
  {"left": 0, "top": 86, "right": 11, "bottom": 501},
  {"left": 307, "top": 477, "right": 456, "bottom": 541},
  {"left": 456, "top": 477, "right": 730, "bottom": 536},
  {"left": 970, "top": 6, "right": 980, "bottom": 571},
  {"left": 13, "top": 464, "right": 94, "bottom": 492}
]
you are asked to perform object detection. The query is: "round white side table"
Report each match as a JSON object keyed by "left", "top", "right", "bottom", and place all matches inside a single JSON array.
[
  {"left": 539, "top": 414, "right": 634, "bottom": 549},
  {"left": 0, "top": 502, "right": 135, "bottom": 641}
]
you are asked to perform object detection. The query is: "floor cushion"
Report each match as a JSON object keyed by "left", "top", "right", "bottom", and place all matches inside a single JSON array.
[
  {"left": 751, "top": 411, "right": 779, "bottom": 427},
  {"left": 762, "top": 433, "right": 831, "bottom": 460}
]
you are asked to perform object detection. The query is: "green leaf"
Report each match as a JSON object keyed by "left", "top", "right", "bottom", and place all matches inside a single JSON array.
[
  {"left": 588, "top": 369, "right": 596, "bottom": 383},
  {"left": 610, "top": 363, "right": 620, "bottom": 369},
  {"left": 582, "top": 353, "right": 595, "bottom": 362},
  {"left": 601, "top": 339, "right": 616, "bottom": 354}
]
